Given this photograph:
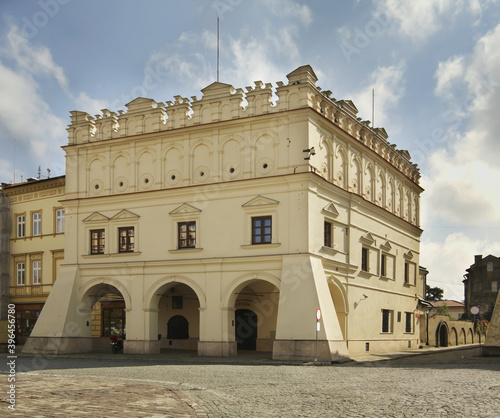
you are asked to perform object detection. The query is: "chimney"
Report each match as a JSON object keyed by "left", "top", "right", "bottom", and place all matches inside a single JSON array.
[{"left": 474, "top": 255, "right": 482, "bottom": 264}]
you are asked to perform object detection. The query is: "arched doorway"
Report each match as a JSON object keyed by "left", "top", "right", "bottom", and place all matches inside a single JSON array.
[
  {"left": 235, "top": 309, "right": 257, "bottom": 350},
  {"left": 328, "top": 280, "right": 347, "bottom": 340},
  {"left": 225, "top": 275, "right": 280, "bottom": 354},
  {"left": 152, "top": 281, "right": 201, "bottom": 351},
  {"left": 80, "top": 282, "right": 128, "bottom": 351},
  {"left": 167, "top": 315, "right": 189, "bottom": 340},
  {"left": 436, "top": 321, "right": 449, "bottom": 347}
]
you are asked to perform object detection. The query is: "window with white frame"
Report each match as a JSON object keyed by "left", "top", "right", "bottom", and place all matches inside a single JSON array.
[
  {"left": 361, "top": 247, "right": 369, "bottom": 272},
  {"left": 405, "top": 312, "right": 413, "bottom": 333},
  {"left": 16, "top": 215, "right": 25, "bottom": 238},
  {"left": 16, "top": 263, "right": 25, "bottom": 286},
  {"left": 324, "top": 221, "right": 333, "bottom": 248},
  {"left": 32, "top": 261, "right": 41, "bottom": 285},
  {"left": 56, "top": 209, "right": 65, "bottom": 233},
  {"left": 381, "top": 309, "right": 393, "bottom": 333},
  {"left": 32, "top": 212, "right": 41, "bottom": 236}
]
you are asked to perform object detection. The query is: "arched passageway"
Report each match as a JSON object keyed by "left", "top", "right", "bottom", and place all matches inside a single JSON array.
[
  {"left": 436, "top": 322, "right": 449, "bottom": 347},
  {"left": 81, "top": 282, "right": 128, "bottom": 351},
  {"left": 155, "top": 282, "right": 201, "bottom": 350},
  {"left": 228, "top": 276, "right": 280, "bottom": 353}
]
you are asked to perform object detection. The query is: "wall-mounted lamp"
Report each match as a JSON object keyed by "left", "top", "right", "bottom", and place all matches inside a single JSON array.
[{"left": 303, "top": 147, "right": 316, "bottom": 160}]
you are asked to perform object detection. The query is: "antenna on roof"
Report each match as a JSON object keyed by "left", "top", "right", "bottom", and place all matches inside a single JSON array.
[
  {"left": 216, "top": 14, "right": 220, "bottom": 82},
  {"left": 372, "top": 88, "right": 375, "bottom": 127},
  {"left": 13, "top": 138, "right": 16, "bottom": 183}
]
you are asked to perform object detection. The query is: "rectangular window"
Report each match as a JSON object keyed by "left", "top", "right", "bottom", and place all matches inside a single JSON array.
[
  {"left": 382, "top": 309, "right": 393, "bottom": 333},
  {"left": 101, "top": 307, "right": 125, "bottom": 337},
  {"left": 361, "top": 248, "right": 369, "bottom": 272},
  {"left": 32, "top": 212, "right": 41, "bottom": 236},
  {"left": 178, "top": 222, "right": 196, "bottom": 249},
  {"left": 56, "top": 209, "right": 65, "bottom": 233},
  {"left": 324, "top": 221, "right": 332, "bottom": 247},
  {"left": 404, "top": 262, "right": 410, "bottom": 284},
  {"left": 16, "top": 309, "right": 41, "bottom": 336},
  {"left": 90, "top": 229, "right": 105, "bottom": 255},
  {"left": 405, "top": 312, "right": 413, "bottom": 333},
  {"left": 493, "top": 281, "right": 498, "bottom": 292},
  {"left": 252, "top": 216, "right": 272, "bottom": 245},
  {"left": 32, "top": 261, "right": 41, "bottom": 285},
  {"left": 172, "top": 296, "right": 183, "bottom": 309},
  {"left": 16, "top": 263, "right": 25, "bottom": 286},
  {"left": 16, "top": 215, "right": 25, "bottom": 238},
  {"left": 381, "top": 254, "right": 386, "bottom": 276},
  {"left": 118, "top": 227, "right": 135, "bottom": 253}
]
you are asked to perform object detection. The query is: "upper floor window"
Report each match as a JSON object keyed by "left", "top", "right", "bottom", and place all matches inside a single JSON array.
[
  {"left": 55, "top": 209, "right": 65, "bottom": 233},
  {"left": 32, "top": 261, "right": 42, "bottom": 285},
  {"left": 90, "top": 229, "right": 105, "bottom": 255},
  {"left": 178, "top": 222, "right": 196, "bottom": 249},
  {"left": 32, "top": 212, "right": 41, "bottom": 236},
  {"left": 252, "top": 216, "right": 272, "bottom": 245},
  {"left": 324, "top": 221, "right": 332, "bottom": 247},
  {"left": 361, "top": 248, "right": 369, "bottom": 272},
  {"left": 16, "top": 215, "right": 25, "bottom": 238},
  {"left": 16, "top": 263, "right": 25, "bottom": 286},
  {"left": 381, "top": 254, "right": 387, "bottom": 276},
  {"left": 118, "top": 227, "right": 135, "bottom": 253}
]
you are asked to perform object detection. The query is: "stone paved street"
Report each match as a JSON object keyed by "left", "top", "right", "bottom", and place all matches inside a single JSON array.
[{"left": 1, "top": 347, "right": 499, "bottom": 417}]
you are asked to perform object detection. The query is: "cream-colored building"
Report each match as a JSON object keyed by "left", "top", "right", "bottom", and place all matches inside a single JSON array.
[
  {"left": 1, "top": 176, "right": 65, "bottom": 344},
  {"left": 24, "top": 65, "right": 425, "bottom": 360}
]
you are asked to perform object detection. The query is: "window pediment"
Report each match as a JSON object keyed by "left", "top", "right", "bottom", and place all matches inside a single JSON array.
[
  {"left": 322, "top": 202, "right": 339, "bottom": 217},
  {"left": 242, "top": 195, "right": 279, "bottom": 208},
  {"left": 404, "top": 250, "right": 414, "bottom": 260},
  {"left": 111, "top": 209, "right": 140, "bottom": 220},
  {"left": 360, "top": 232, "right": 376, "bottom": 246},
  {"left": 83, "top": 212, "right": 110, "bottom": 223},
  {"left": 169, "top": 203, "right": 202, "bottom": 216},
  {"left": 380, "top": 240, "right": 392, "bottom": 252}
]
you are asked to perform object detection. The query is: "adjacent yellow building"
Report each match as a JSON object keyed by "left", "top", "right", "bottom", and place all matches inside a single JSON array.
[
  {"left": 1, "top": 176, "right": 65, "bottom": 344},
  {"left": 20, "top": 65, "right": 426, "bottom": 361}
]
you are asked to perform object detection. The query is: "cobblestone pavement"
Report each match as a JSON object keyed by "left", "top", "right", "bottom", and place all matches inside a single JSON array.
[{"left": 1, "top": 347, "right": 499, "bottom": 417}]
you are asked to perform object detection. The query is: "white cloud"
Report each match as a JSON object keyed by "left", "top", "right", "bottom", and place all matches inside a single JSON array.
[
  {"left": 434, "top": 56, "right": 465, "bottom": 100},
  {"left": 0, "top": 60, "right": 66, "bottom": 156},
  {"left": 0, "top": 23, "right": 68, "bottom": 176},
  {"left": 74, "top": 93, "right": 110, "bottom": 117},
  {"left": 422, "top": 233, "right": 500, "bottom": 300},
  {"left": 145, "top": 25, "right": 302, "bottom": 101},
  {"left": 349, "top": 61, "right": 406, "bottom": 129},
  {"left": 4, "top": 25, "right": 68, "bottom": 91},
  {"left": 375, "top": 0, "right": 499, "bottom": 44},
  {"left": 260, "top": 0, "right": 312, "bottom": 25},
  {"left": 423, "top": 23, "right": 500, "bottom": 227}
]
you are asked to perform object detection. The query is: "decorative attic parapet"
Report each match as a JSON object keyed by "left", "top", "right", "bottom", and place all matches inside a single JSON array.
[{"left": 66, "top": 65, "right": 420, "bottom": 183}]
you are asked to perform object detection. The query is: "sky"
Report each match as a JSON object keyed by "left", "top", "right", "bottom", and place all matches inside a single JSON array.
[{"left": 1, "top": 0, "right": 500, "bottom": 301}]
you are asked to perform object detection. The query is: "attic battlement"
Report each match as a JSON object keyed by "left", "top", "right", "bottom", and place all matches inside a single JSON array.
[{"left": 67, "top": 65, "right": 419, "bottom": 182}]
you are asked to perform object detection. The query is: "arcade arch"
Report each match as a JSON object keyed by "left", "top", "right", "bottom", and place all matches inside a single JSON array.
[{"left": 223, "top": 274, "right": 280, "bottom": 352}]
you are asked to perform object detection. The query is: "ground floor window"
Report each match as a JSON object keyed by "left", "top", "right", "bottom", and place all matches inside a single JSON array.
[
  {"left": 101, "top": 304, "right": 125, "bottom": 337},
  {"left": 16, "top": 306, "right": 42, "bottom": 336},
  {"left": 382, "top": 309, "right": 394, "bottom": 333},
  {"left": 405, "top": 312, "right": 413, "bottom": 333}
]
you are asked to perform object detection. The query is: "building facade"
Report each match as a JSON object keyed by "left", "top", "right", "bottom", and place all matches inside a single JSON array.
[
  {"left": 463, "top": 254, "right": 500, "bottom": 320},
  {"left": 23, "top": 65, "right": 425, "bottom": 360},
  {"left": 1, "top": 177, "right": 65, "bottom": 344}
]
